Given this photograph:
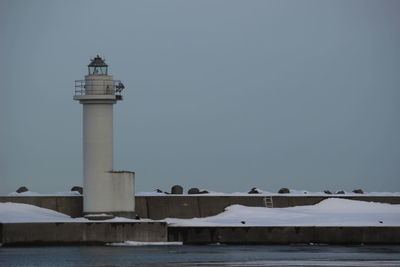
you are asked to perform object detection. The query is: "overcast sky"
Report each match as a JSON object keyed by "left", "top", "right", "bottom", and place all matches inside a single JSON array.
[{"left": 0, "top": 0, "right": 399, "bottom": 195}]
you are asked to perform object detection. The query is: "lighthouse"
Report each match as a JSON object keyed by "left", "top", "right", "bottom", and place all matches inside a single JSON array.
[{"left": 74, "top": 55, "right": 135, "bottom": 219}]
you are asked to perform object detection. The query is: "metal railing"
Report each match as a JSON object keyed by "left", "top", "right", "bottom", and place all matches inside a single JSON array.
[{"left": 74, "top": 79, "right": 124, "bottom": 96}]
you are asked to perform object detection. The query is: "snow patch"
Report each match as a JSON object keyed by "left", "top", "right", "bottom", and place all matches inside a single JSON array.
[
  {"left": 1, "top": 198, "right": 400, "bottom": 226},
  {"left": 0, "top": 202, "right": 76, "bottom": 223},
  {"left": 0, "top": 202, "right": 147, "bottom": 223},
  {"left": 106, "top": 241, "right": 182, "bottom": 246},
  {"left": 166, "top": 198, "right": 400, "bottom": 227}
]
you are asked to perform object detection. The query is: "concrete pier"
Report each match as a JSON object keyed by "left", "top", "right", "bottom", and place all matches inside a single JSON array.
[
  {"left": 1, "top": 195, "right": 400, "bottom": 219},
  {"left": 0, "top": 221, "right": 167, "bottom": 246},
  {"left": 1, "top": 196, "right": 400, "bottom": 245},
  {"left": 168, "top": 226, "right": 400, "bottom": 244}
]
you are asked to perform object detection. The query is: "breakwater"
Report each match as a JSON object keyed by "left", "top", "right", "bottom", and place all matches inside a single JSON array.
[
  {"left": 0, "top": 221, "right": 167, "bottom": 246},
  {"left": 1, "top": 195, "right": 399, "bottom": 219},
  {"left": 168, "top": 226, "right": 400, "bottom": 244}
]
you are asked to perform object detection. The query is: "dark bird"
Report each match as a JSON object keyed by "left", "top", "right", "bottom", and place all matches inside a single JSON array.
[{"left": 116, "top": 82, "right": 125, "bottom": 93}]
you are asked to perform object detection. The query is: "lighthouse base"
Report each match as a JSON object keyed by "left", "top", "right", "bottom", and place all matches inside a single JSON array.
[
  {"left": 83, "top": 211, "right": 138, "bottom": 220},
  {"left": 83, "top": 171, "right": 136, "bottom": 218}
]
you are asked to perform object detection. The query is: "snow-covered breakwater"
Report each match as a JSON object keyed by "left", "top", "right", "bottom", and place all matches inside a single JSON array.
[
  {"left": 1, "top": 199, "right": 400, "bottom": 245},
  {"left": 2, "top": 194, "right": 400, "bottom": 220}
]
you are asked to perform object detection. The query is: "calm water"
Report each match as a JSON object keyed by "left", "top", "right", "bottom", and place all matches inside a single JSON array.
[{"left": 1, "top": 245, "right": 400, "bottom": 267}]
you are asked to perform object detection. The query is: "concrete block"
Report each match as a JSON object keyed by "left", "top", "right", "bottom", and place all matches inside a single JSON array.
[
  {"left": 197, "top": 196, "right": 265, "bottom": 217},
  {"left": 108, "top": 171, "right": 135, "bottom": 213},
  {"left": 2, "top": 195, "right": 400, "bottom": 220},
  {"left": 145, "top": 197, "right": 200, "bottom": 220},
  {"left": 271, "top": 196, "right": 326, "bottom": 208},
  {"left": 168, "top": 226, "right": 400, "bottom": 244},
  {"left": 55, "top": 197, "right": 83, "bottom": 217},
  {"left": 1, "top": 221, "right": 167, "bottom": 245},
  {"left": 134, "top": 196, "right": 148, "bottom": 218}
]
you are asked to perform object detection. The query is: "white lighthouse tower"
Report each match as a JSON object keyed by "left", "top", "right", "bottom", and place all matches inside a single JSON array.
[{"left": 74, "top": 55, "right": 135, "bottom": 219}]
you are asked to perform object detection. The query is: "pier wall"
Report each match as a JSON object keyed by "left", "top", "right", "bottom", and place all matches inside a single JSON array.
[
  {"left": 168, "top": 226, "right": 400, "bottom": 244},
  {"left": 0, "top": 221, "right": 167, "bottom": 246},
  {"left": 1, "top": 195, "right": 400, "bottom": 219},
  {"left": 133, "top": 195, "right": 400, "bottom": 219}
]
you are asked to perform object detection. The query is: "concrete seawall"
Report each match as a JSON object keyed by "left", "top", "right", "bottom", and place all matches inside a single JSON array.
[
  {"left": 168, "top": 226, "right": 400, "bottom": 244},
  {"left": 136, "top": 195, "right": 400, "bottom": 219},
  {"left": 0, "top": 221, "right": 167, "bottom": 246},
  {"left": 1, "top": 195, "right": 400, "bottom": 219},
  {"left": 2, "top": 196, "right": 399, "bottom": 246}
]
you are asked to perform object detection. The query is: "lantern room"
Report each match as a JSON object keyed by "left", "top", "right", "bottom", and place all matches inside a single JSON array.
[{"left": 88, "top": 55, "right": 108, "bottom": 75}]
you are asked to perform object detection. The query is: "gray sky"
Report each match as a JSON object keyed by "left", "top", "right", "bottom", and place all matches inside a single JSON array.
[{"left": 0, "top": 0, "right": 399, "bottom": 195}]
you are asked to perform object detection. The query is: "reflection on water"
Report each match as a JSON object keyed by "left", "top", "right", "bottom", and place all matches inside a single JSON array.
[{"left": 1, "top": 245, "right": 400, "bottom": 267}]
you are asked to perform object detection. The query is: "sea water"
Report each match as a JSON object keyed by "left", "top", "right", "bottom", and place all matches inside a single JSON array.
[{"left": 1, "top": 245, "right": 400, "bottom": 266}]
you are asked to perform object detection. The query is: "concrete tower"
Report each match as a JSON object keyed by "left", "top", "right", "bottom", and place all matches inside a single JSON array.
[{"left": 74, "top": 55, "right": 135, "bottom": 219}]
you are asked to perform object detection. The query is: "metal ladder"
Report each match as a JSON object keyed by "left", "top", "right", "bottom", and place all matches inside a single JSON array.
[{"left": 264, "top": 196, "right": 273, "bottom": 208}]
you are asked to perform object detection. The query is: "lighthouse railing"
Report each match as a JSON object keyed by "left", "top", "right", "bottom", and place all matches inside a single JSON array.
[{"left": 74, "top": 80, "right": 124, "bottom": 96}]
